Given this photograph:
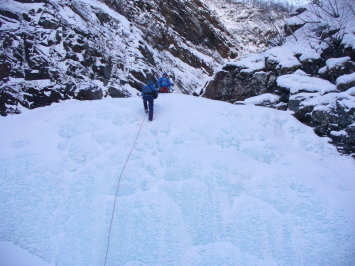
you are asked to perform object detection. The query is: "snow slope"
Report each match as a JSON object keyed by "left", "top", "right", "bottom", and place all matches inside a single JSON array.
[{"left": 1, "top": 95, "right": 355, "bottom": 265}]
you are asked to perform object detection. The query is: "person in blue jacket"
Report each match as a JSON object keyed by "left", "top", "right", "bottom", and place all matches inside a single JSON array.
[
  {"left": 141, "top": 80, "right": 158, "bottom": 121},
  {"left": 158, "top": 72, "right": 171, "bottom": 93}
]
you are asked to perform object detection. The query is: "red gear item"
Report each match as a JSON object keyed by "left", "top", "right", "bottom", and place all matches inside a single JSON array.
[{"left": 160, "top": 87, "right": 169, "bottom": 93}]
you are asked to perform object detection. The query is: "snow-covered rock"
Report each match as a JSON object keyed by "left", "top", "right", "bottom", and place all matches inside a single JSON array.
[
  {"left": 337, "top": 72, "right": 355, "bottom": 90},
  {"left": 202, "top": 0, "right": 355, "bottom": 156},
  {"left": 277, "top": 69, "right": 338, "bottom": 95},
  {"left": 242, "top": 93, "right": 280, "bottom": 105}
]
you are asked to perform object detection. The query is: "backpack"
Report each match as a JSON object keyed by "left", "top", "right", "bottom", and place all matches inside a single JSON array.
[
  {"left": 149, "top": 85, "right": 158, "bottom": 99},
  {"left": 152, "top": 90, "right": 158, "bottom": 99}
]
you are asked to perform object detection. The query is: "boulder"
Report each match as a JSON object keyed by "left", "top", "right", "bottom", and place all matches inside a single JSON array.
[
  {"left": 310, "top": 109, "right": 339, "bottom": 136},
  {"left": 293, "top": 105, "right": 314, "bottom": 125},
  {"left": 300, "top": 58, "right": 324, "bottom": 76},
  {"left": 107, "top": 87, "right": 130, "bottom": 98},
  {"left": 38, "top": 12, "right": 60, "bottom": 29},
  {"left": 203, "top": 68, "right": 274, "bottom": 102},
  {"left": 0, "top": 88, "right": 21, "bottom": 116},
  {"left": 319, "top": 57, "right": 353, "bottom": 84},
  {"left": 22, "top": 87, "right": 62, "bottom": 109},
  {"left": 75, "top": 88, "right": 103, "bottom": 101},
  {"left": 337, "top": 100, "right": 354, "bottom": 129}
]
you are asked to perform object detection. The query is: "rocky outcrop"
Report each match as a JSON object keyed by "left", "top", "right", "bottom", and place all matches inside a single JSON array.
[
  {"left": 200, "top": 1, "right": 355, "bottom": 156},
  {"left": 308, "top": 100, "right": 355, "bottom": 154},
  {"left": 202, "top": 47, "right": 355, "bottom": 156},
  {"left": 201, "top": 48, "right": 300, "bottom": 106},
  {"left": 203, "top": 66, "right": 273, "bottom": 103}
]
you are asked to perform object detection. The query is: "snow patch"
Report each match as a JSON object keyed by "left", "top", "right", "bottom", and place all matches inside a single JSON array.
[
  {"left": 243, "top": 93, "right": 280, "bottom": 105},
  {"left": 264, "top": 47, "right": 300, "bottom": 68},
  {"left": 299, "top": 49, "right": 321, "bottom": 62},
  {"left": 232, "top": 53, "right": 265, "bottom": 71},
  {"left": 319, "top": 56, "right": 351, "bottom": 74},
  {"left": 330, "top": 130, "right": 348, "bottom": 136},
  {"left": 277, "top": 70, "right": 338, "bottom": 94},
  {"left": 336, "top": 72, "right": 355, "bottom": 85}
]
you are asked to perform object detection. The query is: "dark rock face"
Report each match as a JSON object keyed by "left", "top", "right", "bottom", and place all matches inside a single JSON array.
[
  {"left": 23, "top": 87, "right": 62, "bottom": 109},
  {"left": 343, "top": 124, "right": 355, "bottom": 154},
  {"left": 309, "top": 101, "right": 355, "bottom": 155},
  {"left": 76, "top": 88, "right": 103, "bottom": 101},
  {"left": 299, "top": 58, "right": 324, "bottom": 76},
  {"left": 289, "top": 55, "right": 355, "bottom": 156},
  {"left": 293, "top": 105, "right": 314, "bottom": 125},
  {"left": 0, "top": 88, "right": 22, "bottom": 116},
  {"left": 310, "top": 109, "right": 339, "bottom": 135},
  {"left": 104, "top": 0, "right": 238, "bottom": 59},
  {"left": 203, "top": 68, "right": 271, "bottom": 103},
  {"left": 202, "top": 54, "right": 300, "bottom": 104},
  {"left": 107, "top": 87, "right": 130, "bottom": 98},
  {"left": 336, "top": 100, "right": 354, "bottom": 129}
]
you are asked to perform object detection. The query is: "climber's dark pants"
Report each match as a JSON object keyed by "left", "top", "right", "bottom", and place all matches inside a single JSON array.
[
  {"left": 143, "top": 100, "right": 154, "bottom": 112},
  {"left": 143, "top": 94, "right": 154, "bottom": 120}
]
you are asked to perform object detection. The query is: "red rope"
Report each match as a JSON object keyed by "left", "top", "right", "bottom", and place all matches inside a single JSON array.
[{"left": 104, "top": 113, "right": 147, "bottom": 266}]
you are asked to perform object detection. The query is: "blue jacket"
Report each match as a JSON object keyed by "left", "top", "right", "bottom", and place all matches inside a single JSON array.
[
  {"left": 141, "top": 80, "right": 158, "bottom": 99},
  {"left": 158, "top": 75, "right": 171, "bottom": 90}
]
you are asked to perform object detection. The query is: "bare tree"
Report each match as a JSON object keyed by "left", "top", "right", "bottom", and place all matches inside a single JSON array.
[
  {"left": 295, "top": 0, "right": 355, "bottom": 47},
  {"left": 343, "top": 0, "right": 355, "bottom": 15},
  {"left": 238, "top": 0, "right": 295, "bottom": 47},
  {"left": 241, "top": 10, "right": 287, "bottom": 47}
]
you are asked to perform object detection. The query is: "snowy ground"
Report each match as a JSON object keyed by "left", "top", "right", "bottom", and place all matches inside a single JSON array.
[{"left": 1, "top": 94, "right": 355, "bottom": 265}]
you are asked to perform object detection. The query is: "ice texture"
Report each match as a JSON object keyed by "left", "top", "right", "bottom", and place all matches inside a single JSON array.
[{"left": 1, "top": 95, "right": 355, "bottom": 266}]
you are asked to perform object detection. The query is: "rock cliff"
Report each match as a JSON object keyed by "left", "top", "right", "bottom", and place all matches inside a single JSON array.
[{"left": 0, "top": 0, "right": 238, "bottom": 115}]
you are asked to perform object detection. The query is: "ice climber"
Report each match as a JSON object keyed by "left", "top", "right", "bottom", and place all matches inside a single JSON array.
[
  {"left": 142, "top": 80, "right": 158, "bottom": 121},
  {"left": 158, "top": 72, "right": 171, "bottom": 93}
]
